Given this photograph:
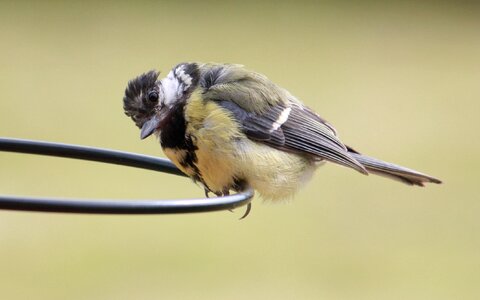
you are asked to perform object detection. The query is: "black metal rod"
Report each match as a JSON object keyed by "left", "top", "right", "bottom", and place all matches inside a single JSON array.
[
  {"left": 0, "top": 137, "right": 254, "bottom": 214},
  {"left": 0, "top": 191, "right": 254, "bottom": 214},
  {"left": 0, "top": 137, "right": 185, "bottom": 177}
]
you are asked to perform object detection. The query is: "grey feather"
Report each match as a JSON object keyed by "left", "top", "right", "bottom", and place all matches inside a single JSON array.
[{"left": 349, "top": 152, "right": 442, "bottom": 186}]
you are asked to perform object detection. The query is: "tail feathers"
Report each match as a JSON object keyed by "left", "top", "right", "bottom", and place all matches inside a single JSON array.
[{"left": 348, "top": 152, "right": 442, "bottom": 187}]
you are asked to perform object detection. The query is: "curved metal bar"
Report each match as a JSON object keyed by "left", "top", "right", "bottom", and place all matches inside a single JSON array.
[
  {"left": 0, "top": 137, "right": 186, "bottom": 177},
  {"left": 0, "top": 190, "right": 254, "bottom": 214},
  {"left": 0, "top": 137, "right": 254, "bottom": 214}
]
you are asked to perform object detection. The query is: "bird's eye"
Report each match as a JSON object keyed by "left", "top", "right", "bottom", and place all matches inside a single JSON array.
[{"left": 147, "top": 91, "right": 159, "bottom": 103}]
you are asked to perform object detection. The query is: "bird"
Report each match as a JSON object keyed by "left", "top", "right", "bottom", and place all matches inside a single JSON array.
[{"left": 123, "top": 62, "right": 441, "bottom": 217}]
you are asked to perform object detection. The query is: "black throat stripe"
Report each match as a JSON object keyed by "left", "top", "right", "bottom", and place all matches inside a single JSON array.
[
  {"left": 160, "top": 102, "right": 189, "bottom": 149},
  {"left": 160, "top": 102, "right": 203, "bottom": 184}
]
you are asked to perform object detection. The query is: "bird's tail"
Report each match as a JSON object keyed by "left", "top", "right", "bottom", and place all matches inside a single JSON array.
[{"left": 347, "top": 147, "right": 442, "bottom": 186}]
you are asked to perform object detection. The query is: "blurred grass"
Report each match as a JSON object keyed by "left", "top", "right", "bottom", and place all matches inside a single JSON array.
[{"left": 0, "top": 1, "right": 479, "bottom": 299}]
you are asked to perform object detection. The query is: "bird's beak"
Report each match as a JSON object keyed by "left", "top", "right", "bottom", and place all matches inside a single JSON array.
[{"left": 140, "top": 114, "right": 161, "bottom": 139}]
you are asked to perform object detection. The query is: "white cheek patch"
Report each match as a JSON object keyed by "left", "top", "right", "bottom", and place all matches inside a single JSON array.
[
  {"left": 161, "top": 67, "right": 193, "bottom": 107},
  {"left": 270, "top": 107, "right": 291, "bottom": 132},
  {"left": 161, "top": 71, "right": 180, "bottom": 107},
  {"left": 175, "top": 67, "right": 192, "bottom": 89}
]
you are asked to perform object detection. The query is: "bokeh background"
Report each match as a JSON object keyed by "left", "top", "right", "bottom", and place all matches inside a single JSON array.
[{"left": 0, "top": 1, "right": 479, "bottom": 299}]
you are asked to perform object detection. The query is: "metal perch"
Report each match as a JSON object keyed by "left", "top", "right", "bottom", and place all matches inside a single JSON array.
[{"left": 0, "top": 137, "right": 253, "bottom": 214}]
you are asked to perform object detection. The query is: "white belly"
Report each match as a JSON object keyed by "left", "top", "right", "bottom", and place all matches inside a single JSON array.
[{"left": 194, "top": 137, "right": 319, "bottom": 201}]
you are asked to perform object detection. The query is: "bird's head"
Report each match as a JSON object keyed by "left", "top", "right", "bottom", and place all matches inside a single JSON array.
[{"left": 123, "top": 63, "right": 200, "bottom": 139}]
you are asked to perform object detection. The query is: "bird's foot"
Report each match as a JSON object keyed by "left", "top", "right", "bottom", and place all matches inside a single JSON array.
[
  {"left": 207, "top": 188, "right": 251, "bottom": 219},
  {"left": 222, "top": 188, "right": 252, "bottom": 219}
]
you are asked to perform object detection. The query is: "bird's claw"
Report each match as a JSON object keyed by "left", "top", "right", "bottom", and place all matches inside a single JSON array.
[
  {"left": 238, "top": 203, "right": 252, "bottom": 220},
  {"left": 206, "top": 188, "right": 251, "bottom": 219}
]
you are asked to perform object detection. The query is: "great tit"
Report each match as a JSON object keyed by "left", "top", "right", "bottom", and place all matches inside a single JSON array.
[{"left": 123, "top": 62, "right": 441, "bottom": 210}]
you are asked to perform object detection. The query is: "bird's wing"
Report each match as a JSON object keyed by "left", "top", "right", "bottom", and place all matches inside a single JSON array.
[{"left": 200, "top": 64, "right": 367, "bottom": 174}]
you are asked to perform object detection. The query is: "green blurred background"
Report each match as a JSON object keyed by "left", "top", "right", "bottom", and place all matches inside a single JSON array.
[{"left": 0, "top": 1, "right": 478, "bottom": 299}]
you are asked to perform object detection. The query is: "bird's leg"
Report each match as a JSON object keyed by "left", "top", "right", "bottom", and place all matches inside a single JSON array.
[
  {"left": 222, "top": 188, "right": 252, "bottom": 219},
  {"left": 221, "top": 189, "right": 236, "bottom": 213},
  {"left": 228, "top": 179, "right": 252, "bottom": 219},
  {"left": 204, "top": 188, "right": 211, "bottom": 198},
  {"left": 208, "top": 183, "right": 252, "bottom": 219},
  {"left": 204, "top": 184, "right": 223, "bottom": 197}
]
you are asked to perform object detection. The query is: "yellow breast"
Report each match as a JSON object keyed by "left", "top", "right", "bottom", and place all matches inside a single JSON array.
[
  {"left": 181, "top": 90, "right": 241, "bottom": 193},
  {"left": 180, "top": 90, "right": 317, "bottom": 200}
]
